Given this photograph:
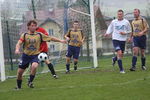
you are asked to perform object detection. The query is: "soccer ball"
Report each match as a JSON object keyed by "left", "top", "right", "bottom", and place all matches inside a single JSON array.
[{"left": 38, "top": 53, "right": 48, "bottom": 61}]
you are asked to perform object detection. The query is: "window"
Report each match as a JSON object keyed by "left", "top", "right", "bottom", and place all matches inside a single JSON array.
[
  {"left": 49, "top": 29, "right": 54, "bottom": 36},
  {"left": 50, "top": 44, "right": 55, "bottom": 52}
]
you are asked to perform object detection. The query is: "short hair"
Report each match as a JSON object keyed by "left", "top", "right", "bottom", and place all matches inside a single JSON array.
[
  {"left": 134, "top": 8, "right": 140, "bottom": 13},
  {"left": 27, "top": 20, "right": 37, "bottom": 26},
  {"left": 118, "top": 9, "right": 124, "bottom": 13}
]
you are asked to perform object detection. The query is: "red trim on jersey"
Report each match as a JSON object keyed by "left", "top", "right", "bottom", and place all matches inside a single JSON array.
[
  {"left": 36, "top": 27, "right": 49, "bottom": 52},
  {"left": 19, "top": 38, "right": 24, "bottom": 42}
]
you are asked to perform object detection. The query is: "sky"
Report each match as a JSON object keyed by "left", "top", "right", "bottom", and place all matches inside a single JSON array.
[
  {"left": 0, "top": 0, "right": 150, "bottom": 17},
  {"left": 98, "top": 0, "right": 150, "bottom": 17}
]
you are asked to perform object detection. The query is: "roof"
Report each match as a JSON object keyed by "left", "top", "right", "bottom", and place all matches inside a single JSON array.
[{"left": 19, "top": 5, "right": 108, "bottom": 34}]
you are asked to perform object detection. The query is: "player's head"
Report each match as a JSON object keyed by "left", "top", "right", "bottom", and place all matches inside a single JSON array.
[
  {"left": 73, "top": 20, "right": 79, "bottom": 29},
  {"left": 117, "top": 9, "right": 124, "bottom": 20},
  {"left": 27, "top": 20, "right": 37, "bottom": 33},
  {"left": 133, "top": 9, "right": 140, "bottom": 18}
]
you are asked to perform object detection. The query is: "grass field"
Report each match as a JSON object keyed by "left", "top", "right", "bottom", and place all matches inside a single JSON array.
[{"left": 0, "top": 55, "right": 150, "bottom": 100}]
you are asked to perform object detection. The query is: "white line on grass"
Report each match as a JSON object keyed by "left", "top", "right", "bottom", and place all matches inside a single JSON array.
[
  {"left": 6, "top": 67, "right": 93, "bottom": 78},
  {"left": 33, "top": 76, "right": 150, "bottom": 90},
  {"left": 0, "top": 76, "right": 149, "bottom": 93}
]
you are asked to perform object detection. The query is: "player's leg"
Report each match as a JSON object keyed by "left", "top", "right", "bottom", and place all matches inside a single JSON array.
[
  {"left": 45, "top": 59, "right": 58, "bottom": 79},
  {"left": 16, "top": 53, "right": 29, "bottom": 89},
  {"left": 139, "top": 35, "right": 147, "bottom": 70},
  {"left": 28, "top": 55, "right": 39, "bottom": 88},
  {"left": 28, "top": 62, "right": 38, "bottom": 88},
  {"left": 112, "top": 56, "right": 117, "bottom": 66},
  {"left": 112, "top": 44, "right": 125, "bottom": 67},
  {"left": 116, "top": 50, "right": 125, "bottom": 73},
  {"left": 66, "top": 57, "right": 71, "bottom": 73},
  {"left": 117, "top": 41, "right": 126, "bottom": 73},
  {"left": 73, "top": 46, "right": 80, "bottom": 71},
  {"left": 112, "top": 40, "right": 126, "bottom": 73},
  {"left": 112, "top": 40, "right": 118, "bottom": 66},
  {"left": 140, "top": 49, "right": 146, "bottom": 70},
  {"left": 66, "top": 45, "right": 73, "bottom": 73},
  {"left": 130, "top": 37, "right": 139, "bottom": 71},
  {"left": 112, "top": 40, "right": 124, "bottom": 73},
  {"left": 16, "top": 68, "right": 25, "bottom": 89},
  {"left": 73, "top": 59, "right": 78, "bottom": 71},
  {"left": 130, "top": 47, "right": 138, "bottom": 71}
]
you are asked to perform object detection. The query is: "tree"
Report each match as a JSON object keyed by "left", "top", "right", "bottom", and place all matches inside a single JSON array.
[
  {"left": 57, "top": 0, "right": 66, "bottom": 8},
  {"left": 1, "top": 0, "right": 13, "bottom": 20}
]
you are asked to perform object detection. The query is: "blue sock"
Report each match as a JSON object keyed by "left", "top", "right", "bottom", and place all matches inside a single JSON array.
[
  {"left": 48, "top": 63, "right": 56, "bottom": 75},
  {"left": 17, "top": 80, "right": 22, "bottom": 88},
  {"left": 113, "top": 56, "right": 117, "bottom": 62},
  {"left": 141, "top": 57, "right": 146, "bottom": 66},
  {"left": 74, "top": 62, "right": 78, "bottom": 70},
  {"left": 28, "top": 75, "right": 35, "bottom": 83},
  {"left": 66, "top": 64, "right": 70, "bottom": 71},
  {"left": 117, "top": 59, "right": 123, "bottom": 71},
  {"left": 132, "top": 56, "right": 137, "bottom": 67}
]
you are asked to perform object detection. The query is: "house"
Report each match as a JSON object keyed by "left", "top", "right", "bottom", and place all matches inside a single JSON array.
[
  {"left": 19, "top": 5, "right": 118, "bottom": 57},
  {"left": 39, "top": 18, "right": 65, "bottom": 55}
]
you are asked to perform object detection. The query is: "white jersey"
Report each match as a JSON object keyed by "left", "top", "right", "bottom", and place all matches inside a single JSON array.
[{"left": 106, "top": 19, "right": 131, "bottom": 41}]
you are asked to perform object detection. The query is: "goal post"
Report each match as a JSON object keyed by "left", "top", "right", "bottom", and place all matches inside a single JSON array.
[
  {"left": 0, "top": 0, "right": 98, "bottom": 80},
  {"left": 67, "top": 0, "right": 98, "bottom": 68},
  {"left": 89, "top": 0, "right": 98, "bottom": 68},
  {"left": 0, "top": 11, "right": 6, "bottom": 82}
]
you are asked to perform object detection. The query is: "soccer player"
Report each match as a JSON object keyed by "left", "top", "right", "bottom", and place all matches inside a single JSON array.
[
  {"left": 104, "top": 10, "right": 131, "bottom": 73},
  {"left": 64, "top": 21, "right": 85, "bottom": 73},
  {"left": 129, "top": 9, "right": 149, "bottom": 71},
  {"left": 36, "top": 27, "right": 58, "bottom": 79},
  {"left": 15, "top": 20, "right": 66, "bottom": 89}
]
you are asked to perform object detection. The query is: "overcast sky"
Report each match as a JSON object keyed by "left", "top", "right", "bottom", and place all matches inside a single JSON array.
[
  {"left": 98, "top": 0, "right": 150, "bottom": 17},
  {"left": 0, "top": 0, "right": 150, "bottom": 17}
]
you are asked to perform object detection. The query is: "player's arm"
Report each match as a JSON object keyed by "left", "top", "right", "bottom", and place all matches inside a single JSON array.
[
  {"left": 128, "top": 31, "right": 134, "bottom": 43},
  {"left": 120, "top": 21, "right": 132, "bottom": 35},
  {"left": 51, "top": 37, "right": 66, "bottom": 43},
  {"left": 104, "top": 21, "right": 113, "bottom": 37},
  {"left": 142, "top": 19, "right": 149, "bottom": 35},
  {"left": 127, "top": 22, "right": 134, "bottom": 42},
  {"left": 15, "top": 33, "right": 24, "bottom": 54},
  {"left": 82, "top": 36, "right": 85, "bottom": 42},
  {"left": 81, "top": 30, "right": 85, "bottom": 43},
  {"left": 64, "top": 30, "right": 71, "bottom": 41},
  {"left": 41, "top": 33, "right": 66, "bottom": 43},
  {"left": 138, "top": 19, "right": 149, "bottom": 36},
  {"left": 15, "top": 40, "right": 23, "bottom": 54},
  {"left": 129, "top": 31, "right": 133, "bottom": 38}
]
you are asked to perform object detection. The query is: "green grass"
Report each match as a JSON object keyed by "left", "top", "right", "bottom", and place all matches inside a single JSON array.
[
  {"left": 5, "top": 57, "right": 93, "bottom": 77},
  {"left": 0, "top": 55, "right": 150, "bottom": 100}
]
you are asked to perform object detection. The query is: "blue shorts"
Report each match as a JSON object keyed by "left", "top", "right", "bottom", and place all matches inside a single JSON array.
[
  {"left": 66, "top": 45, "right": 80, "bottom": 59},
  {"left": 19, "top": 53, "right": 39, "bottom": 69},
  {"left": 133, "top": 35, "right": 146, "bottom": 49},
  {"left": 112, "top": 40, "right": 126, "bottom": 52}
]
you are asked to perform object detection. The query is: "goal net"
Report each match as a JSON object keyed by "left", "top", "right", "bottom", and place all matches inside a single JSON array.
[{"left": 0, "top": 0, "right": 98, "bottom": 81}]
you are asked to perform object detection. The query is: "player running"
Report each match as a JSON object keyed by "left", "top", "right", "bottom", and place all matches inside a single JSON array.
[
  {"left": 15, "top": 20, "right": 66, "bottom": 89},
  {"left": 104, "top": 10, "right": 131, "bottom": 73},
  {"left": 129, "top": 9, "right": 149, "bottom": 71},
  {"left": 64, "top": 21, "right": 85, "bottom": 73},
  {"left": 36, "top": 27, "right": 58, "bottom": 79}
]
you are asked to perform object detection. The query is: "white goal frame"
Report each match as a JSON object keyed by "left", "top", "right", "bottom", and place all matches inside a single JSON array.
[
  {"left": 69, "top": 0, "right": 98, "bottom": 68},
  {"left": 0, "top": 8, "right": 6, "bottom": 81}
]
